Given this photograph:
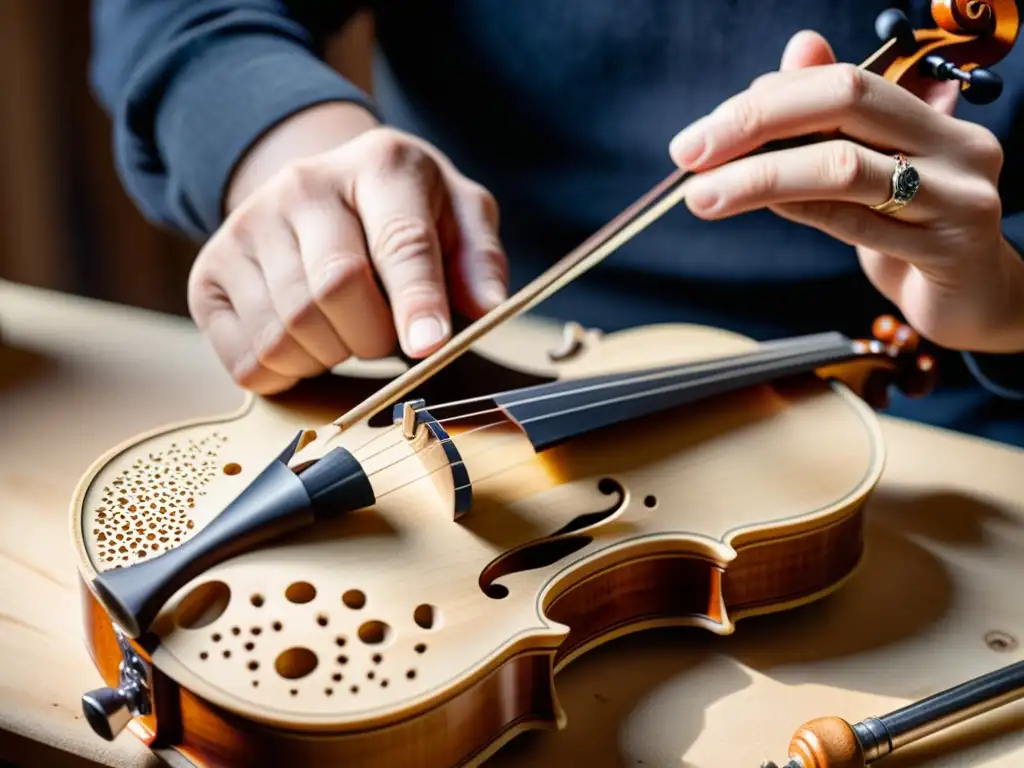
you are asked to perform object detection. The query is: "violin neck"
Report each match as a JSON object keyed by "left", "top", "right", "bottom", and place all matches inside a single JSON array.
[{"left": 490, "top": 331, "right": 862, "bottom": 451}]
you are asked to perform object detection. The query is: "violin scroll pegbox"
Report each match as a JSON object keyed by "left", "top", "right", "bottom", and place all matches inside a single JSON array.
[
  {"left": 848, "top": 314, "right": 937, "bottom": 409},
  {"left": 872, "top": 2, "right": 1019, "bottom": 103}
]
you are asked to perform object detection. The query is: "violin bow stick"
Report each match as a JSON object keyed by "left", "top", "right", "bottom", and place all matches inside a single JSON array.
[
  {"left": 761, "top": 659, "right": 1024, "bottom": 768},
  {"left": 286, "top": 5, "right": 1018, "bottom": 465},
  {"left": 320, "top": 33, "right": 903, "bottom": 431}
]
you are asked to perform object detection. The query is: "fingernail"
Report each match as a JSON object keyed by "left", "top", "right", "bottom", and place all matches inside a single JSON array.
[
  {"left": 406, "top": 315, "right": 447, "bottom": 354},
  {"left": 670, "top": 129, "right": 707, "bottom": 168}
]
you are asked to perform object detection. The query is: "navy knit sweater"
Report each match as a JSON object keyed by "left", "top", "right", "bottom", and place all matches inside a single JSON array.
[{"left": 89, "top": 0, "right": 1024, "bottom": 444}]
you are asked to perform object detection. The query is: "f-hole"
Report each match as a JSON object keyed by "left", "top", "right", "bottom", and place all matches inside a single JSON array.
[{"left": 478, "top": 478, "right": 626, "bottom": 599}]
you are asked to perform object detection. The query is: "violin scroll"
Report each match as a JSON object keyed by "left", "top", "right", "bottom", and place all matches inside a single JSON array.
[
  {"left": 860, "top": 314, "right": 938, "bottom": 407},
  {"left": 819, "top": 315, "right": 937, "bottom": 410},
  {"left": 870, "top": 2, "right": 1019, "bottom": 104},
  {"left": 933, "top": 0, "right": 1002, "bottom": 32}
]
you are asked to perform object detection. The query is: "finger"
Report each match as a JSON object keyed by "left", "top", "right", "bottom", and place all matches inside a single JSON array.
[
  {"left": 203, "top": 305, "right": 299, "bottom": 394},
  {"left": 289, "top": 194, "right": 397, "bottom": 359},
  {"left": 188, "top": 256, "right": 298, "bottom": 394},
  {"left": 683, "top": 140, "right": 944, "bottom": 223},
  {"left": 214, "top": 247, "right": 327, "bottom": 379},
  {"left": 245, "top": 208, "right": 353, "bottom": 369},
  {"left": 748, "top": 30, "right": 835, "bottom": 92},
  {"left": 349, "top": 139, "right": 451, "bottom": 358},
  {"left": 443, "top": 181, "right": 508, "bottom": 319},
  {"left": 768, "top": 199, "right": 946, "bottom": 267},
  {"left": 669, "top": 64, "right": 961, "bottom": 171},
  {"left": 779, "top": 29, "right": 836, "bottom": 70}
]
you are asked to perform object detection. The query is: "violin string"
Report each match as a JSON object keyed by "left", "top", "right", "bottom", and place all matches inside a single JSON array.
[
  {"left": 341, "top": 332, "right": 848, "bottom": 462},
  {"left": 420, "top": 332, "right": 844, "bottom": 415},
  {"left": 345, "top": 333, "right": 851, "bottom": 465},
  {"left": 370, "top": 423, "right": 529, "bottom": 502},
  {"left": 346, "top": 336, "right": 853, "bottom": 468},
  {"left": 350, "top": 342, "right": 861, "bottom": 498}
]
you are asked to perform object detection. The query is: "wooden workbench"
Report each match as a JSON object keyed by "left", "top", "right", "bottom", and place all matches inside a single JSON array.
[{"left": 1, "top": 278, "right": 1023, "bottom": 767}]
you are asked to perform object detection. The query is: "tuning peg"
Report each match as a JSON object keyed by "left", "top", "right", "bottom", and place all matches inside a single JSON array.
[
  {"left": 875, "top": 8, "right": 917, "bottom": 53},
  {"left": 920, "top": 54, "right": 1004, "bottom": 104},
  {"left": 863, "top": 315, "right": 937, "bottom": 402},
  {"left": 897, "top": 352, "right": 937, "bottom": 398}
]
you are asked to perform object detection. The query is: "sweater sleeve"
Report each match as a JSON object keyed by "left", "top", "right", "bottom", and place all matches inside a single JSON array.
[
  {"left": 89, "top": 0, "right": 381, "bottom": 240},
  {"left": 960, "top": 212, "right": 1024, "bottom": 400}
]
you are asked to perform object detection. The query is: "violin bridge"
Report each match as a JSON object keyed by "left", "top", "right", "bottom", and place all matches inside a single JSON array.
[
  {"left": 548, "top": 321, "right": 603, "bottom": 362},
  {"left": 400, "top": 400, "right": 419, "bottom": 441},
  {"left": 392, "top": 399, "right": 473, "bottom": 520}
]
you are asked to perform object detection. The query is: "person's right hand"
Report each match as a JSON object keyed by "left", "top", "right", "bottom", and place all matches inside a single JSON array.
[{"left": 187, "top": 123, "right": 509, "bottom": 394}]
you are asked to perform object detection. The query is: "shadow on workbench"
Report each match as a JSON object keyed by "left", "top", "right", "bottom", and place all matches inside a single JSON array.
[{"left": 491, "top": 488, "right": 1023, "bottom": 766}]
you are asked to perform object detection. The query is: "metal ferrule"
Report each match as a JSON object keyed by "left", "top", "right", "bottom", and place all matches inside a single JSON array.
[{"left": 853, "top": 717, "right": 892, "bottom": 762}]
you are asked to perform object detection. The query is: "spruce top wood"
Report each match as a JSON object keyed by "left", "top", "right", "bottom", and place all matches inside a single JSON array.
[{"left": 68, "top": 4, "right": 1021, "bottom": 768}]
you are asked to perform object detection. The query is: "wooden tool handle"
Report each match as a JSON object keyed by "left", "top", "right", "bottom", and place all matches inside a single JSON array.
[{"left": 789, "top": 717, "right": 866, "bottom": 768}]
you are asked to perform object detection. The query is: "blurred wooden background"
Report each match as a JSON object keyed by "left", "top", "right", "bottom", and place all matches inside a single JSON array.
[{"left": 0, "top": 1, "right": 373, "bottom": 317}]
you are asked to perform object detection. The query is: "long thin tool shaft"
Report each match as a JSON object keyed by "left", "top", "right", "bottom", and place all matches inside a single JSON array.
[
  {"left": 856, "top": 659, "right": 1024, "bottom": 762},
  {"left": 761, "top": 659, "right": 1024, "bottom": 768}
]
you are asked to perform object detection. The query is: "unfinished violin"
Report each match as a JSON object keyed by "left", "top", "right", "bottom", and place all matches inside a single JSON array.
[{"left": 70, "top": 4, "right": 1019, "bottom": 767}]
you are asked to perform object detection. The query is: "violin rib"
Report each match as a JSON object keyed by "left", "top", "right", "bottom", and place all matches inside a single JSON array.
[{"left": 71, "top": 320, "right": 894, "bottom": 768}]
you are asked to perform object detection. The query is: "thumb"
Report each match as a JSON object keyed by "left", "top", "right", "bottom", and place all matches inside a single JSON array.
[
  {"left": 442, "top": 180, "right": 509, "bottom": 320},
  {"left": 779, "top": 30, "right": 837, "bottom": 70}
]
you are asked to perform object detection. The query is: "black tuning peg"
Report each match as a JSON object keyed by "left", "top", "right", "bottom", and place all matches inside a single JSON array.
[
  {"left": 875, "top": 8, "right": 917, "bottom": 53},
  {"left": 920, "top": 54, "right": 1004, "bottom": 104}
]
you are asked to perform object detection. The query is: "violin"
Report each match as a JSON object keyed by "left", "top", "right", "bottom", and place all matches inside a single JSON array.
[{"left": 71, "top": 4, "right": 1019, "bottom": 766}]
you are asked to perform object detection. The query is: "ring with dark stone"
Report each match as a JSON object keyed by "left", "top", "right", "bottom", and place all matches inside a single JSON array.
[{"left": 871, "top": 153, "right": 920, "bottom": 214}]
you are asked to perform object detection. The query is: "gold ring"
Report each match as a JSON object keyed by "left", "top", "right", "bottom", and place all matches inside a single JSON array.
[{"left": 871, "top": 153, "right": 920, "bottom": 215}]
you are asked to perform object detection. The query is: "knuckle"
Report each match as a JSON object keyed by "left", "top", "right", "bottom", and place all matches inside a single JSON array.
[
  {"left": 312, "top": 251, "right": 372, "bottom": 300},
  {"left": 274, "top": 160, "right": 323, "bottom": 202},
  {"left": 745, "top": 160, "right": 779, "bottom": 198},
  {"left": 393, "top": 277, "right": 442, "bottom": 307},
  {"left": 187, "top": 252, "right": 230, "bottom": 326},
  {"left": 964, "top": 125, "right": 1004, "bottom": 170},
  {"left": 852, "top": 212, "right": 873, "bottom": 241},
  {"left": 826, "top": 141, "right": 864, "bottom": 191},
  {"left": 967, "top": 182, "right": 1003, "bottom": 219},
  {"left": 473, "top": 185, "right": 501, "bottom": 224},
  {"left": 812, "top": 201, "right": 847, "bottom": 230},
  {"left": 485, "top": 241, "right": 510, "bottom": 277},
  {"left": 369, "top": 130, "right": 431, "bottom": 175},
  {"left": 221, "top": 207, "right": 258, "bottom": 244},
  {"left": 749, "top": 71, "right": 778, "bottom": 91},
  {"left": 726, "top": 95, "right": 763, "bottom": 137},
  {"left": 832, "top": 63, "right": 868, "bottom": 109},
  {"left": 374, "top": 215, "right": 438, "bottom": 270}
]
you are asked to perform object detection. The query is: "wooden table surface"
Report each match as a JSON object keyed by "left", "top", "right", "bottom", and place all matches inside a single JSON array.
[{"left": 2, "top": 278, "right": 1023, "bottom": 768}]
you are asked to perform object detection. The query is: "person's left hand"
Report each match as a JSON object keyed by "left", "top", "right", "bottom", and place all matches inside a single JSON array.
[{"left": 669, "top": 30, "right": 1024, "bottom": 354}]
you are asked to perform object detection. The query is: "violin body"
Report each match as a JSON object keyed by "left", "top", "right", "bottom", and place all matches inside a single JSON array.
[
  {"left": 72, "top": 319, "right": 889, "bottom": 767},
  {"left": 70, "top": 3, "right": 1020, "bottom": 765}
]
